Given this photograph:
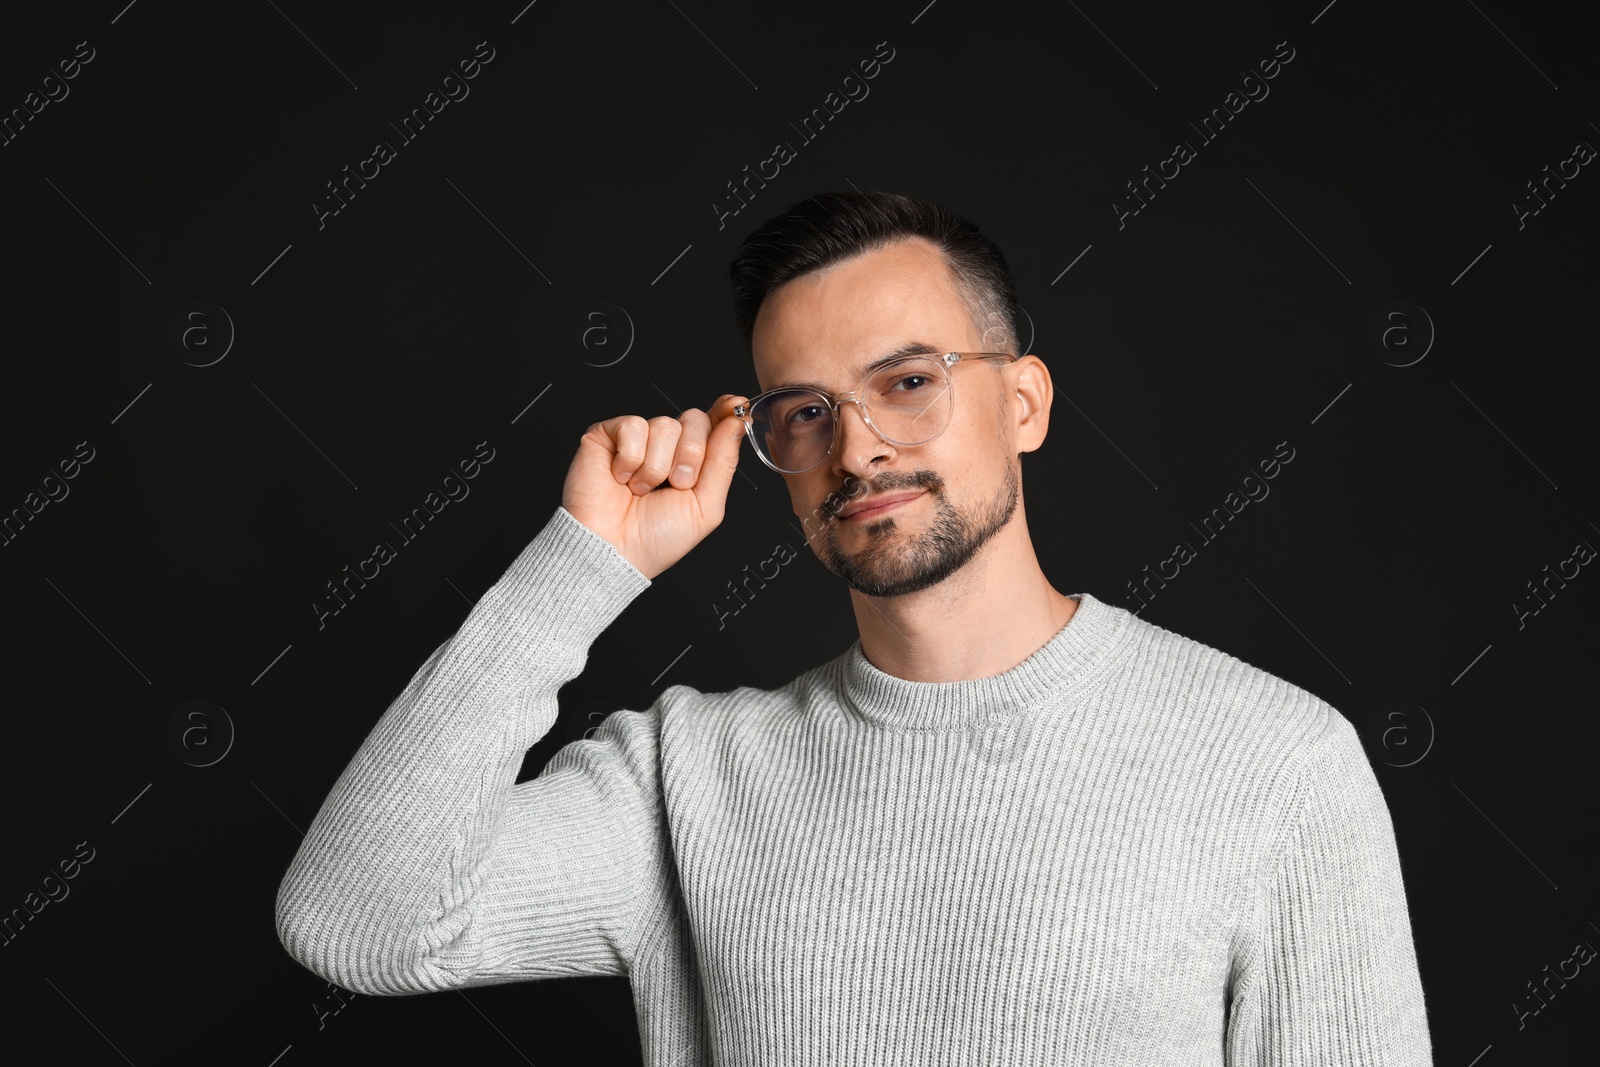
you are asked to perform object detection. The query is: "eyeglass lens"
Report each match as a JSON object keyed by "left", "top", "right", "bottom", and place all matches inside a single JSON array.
[{"left": 748, "top": 357, "right": 952, "bottom": 473}]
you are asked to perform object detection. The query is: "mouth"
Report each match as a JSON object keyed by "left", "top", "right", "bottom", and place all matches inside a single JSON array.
[{"left": 836, "top": 490, "right": 925, "bottom": 522}]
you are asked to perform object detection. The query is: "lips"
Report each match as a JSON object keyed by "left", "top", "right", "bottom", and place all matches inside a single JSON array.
[{"left": 837, "top": 491, "right": 924, "bottom": 520}]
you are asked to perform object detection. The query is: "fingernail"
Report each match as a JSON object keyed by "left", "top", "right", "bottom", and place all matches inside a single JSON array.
[
  {"left": 616, "top": 470, "right": 633, "bottom": 482},
  {"left": 673, "top": 464, "right": 693, "bottom": 482}
]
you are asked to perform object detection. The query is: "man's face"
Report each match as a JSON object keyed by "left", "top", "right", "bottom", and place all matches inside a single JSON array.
[{"left": 749, "top": 236, "right": 1022, "bottom": 598}]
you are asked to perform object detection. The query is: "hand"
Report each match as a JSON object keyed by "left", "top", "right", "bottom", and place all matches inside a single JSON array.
[{"left": 561, "top": 394, "right": 749, "bottom": 580}]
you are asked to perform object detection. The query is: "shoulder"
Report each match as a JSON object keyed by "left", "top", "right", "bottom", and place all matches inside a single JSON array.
[
  {"left": 1093, "top": 597, "right": 1352, "bottom": 783},
  {"left": 1089, "top": 599, "right": 1389, "bottom": 873}
]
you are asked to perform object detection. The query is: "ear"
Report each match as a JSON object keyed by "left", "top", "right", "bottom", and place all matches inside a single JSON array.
[{"left": 1009, "top": 355, "right": 1052, "bottom": 454}]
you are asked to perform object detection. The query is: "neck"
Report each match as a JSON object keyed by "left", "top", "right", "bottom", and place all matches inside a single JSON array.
[{"left": 848, "top": 511, "right": 1077, "bottom": 683}]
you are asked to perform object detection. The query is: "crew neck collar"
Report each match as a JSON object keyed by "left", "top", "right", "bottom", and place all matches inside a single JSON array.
[{"left": 835, "top": 592, "right": 1132, "bottom": 731}]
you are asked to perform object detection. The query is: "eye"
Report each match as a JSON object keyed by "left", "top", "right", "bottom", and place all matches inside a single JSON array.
[
  {"left": 787, "top": 404, "right": 828, "bottom": 425},
  {"left": 887, "top": 373, "right": 934, "bottom": 392}
]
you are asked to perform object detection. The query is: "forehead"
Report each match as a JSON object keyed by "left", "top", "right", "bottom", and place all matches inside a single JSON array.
[{"left": 751, "top": 236, "right": 979, "bottom": 392}]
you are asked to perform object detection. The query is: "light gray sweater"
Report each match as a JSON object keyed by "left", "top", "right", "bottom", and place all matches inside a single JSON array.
[{"left": 274, "top": 505, "right": 1434, "bottom": 1065}]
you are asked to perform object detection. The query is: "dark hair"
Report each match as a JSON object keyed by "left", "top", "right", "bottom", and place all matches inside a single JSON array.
[{"left": 727, "top": 191, "right": 1020, "bottom": 359}]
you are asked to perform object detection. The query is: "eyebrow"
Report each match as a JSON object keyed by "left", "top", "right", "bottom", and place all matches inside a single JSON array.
[{"left": 766, "top": 340, "right": 946, "bottom": 393}]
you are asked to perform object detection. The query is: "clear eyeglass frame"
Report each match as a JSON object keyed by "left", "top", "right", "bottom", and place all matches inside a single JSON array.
[{"left": 733, "top": 351, "right": 1019, "bottom": 475}]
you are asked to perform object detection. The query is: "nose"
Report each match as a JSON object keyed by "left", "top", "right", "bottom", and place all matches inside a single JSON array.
[{"left": 830, "top": 396, "right": 894, "bottom": 477}]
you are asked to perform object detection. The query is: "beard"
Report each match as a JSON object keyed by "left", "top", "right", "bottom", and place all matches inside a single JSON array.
[{"left": 816, "top": 463, "right": 1020, "bottom": 598}]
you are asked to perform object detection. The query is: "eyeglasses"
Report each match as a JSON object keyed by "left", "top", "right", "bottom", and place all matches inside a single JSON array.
[{"left": 734, "top": 351, "right": 1019, "bottom": 474}]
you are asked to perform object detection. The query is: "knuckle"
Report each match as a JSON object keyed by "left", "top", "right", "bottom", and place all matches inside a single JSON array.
[{"left": 632, "top": 464, "right": 668, "bottom": 484}]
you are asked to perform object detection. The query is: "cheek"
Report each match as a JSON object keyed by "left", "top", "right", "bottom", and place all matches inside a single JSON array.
[
  {"left": 787, "top": 477, "right": 823, "bottom": 525},
  {"left": 932, "top": 437, "right": 993, "bottom": 492},
  {"left": 791, "top": 475, "right": 855, "bottom": 540}
]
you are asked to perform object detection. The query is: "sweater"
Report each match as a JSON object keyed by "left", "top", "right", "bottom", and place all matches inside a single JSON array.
[{"left": 274, "top": 505, "right": 1434, "bottom": 1066}]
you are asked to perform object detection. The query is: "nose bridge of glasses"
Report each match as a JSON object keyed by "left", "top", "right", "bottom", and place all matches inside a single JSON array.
[{"left": 832, "top": 389, "right": 891, "bottom": 443}]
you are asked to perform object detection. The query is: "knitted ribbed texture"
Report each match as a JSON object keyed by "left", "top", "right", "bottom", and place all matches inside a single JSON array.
[{"left": 274, "top": 505, "right": 1434, "bottom": 1066}]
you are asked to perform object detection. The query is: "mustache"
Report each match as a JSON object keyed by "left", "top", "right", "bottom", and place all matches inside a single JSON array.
[{"left": 822, "top": 470, "right": 943, "bottom": 519}]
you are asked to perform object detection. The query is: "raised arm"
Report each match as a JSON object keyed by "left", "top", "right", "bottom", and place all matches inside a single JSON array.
[
  {"left": 274, "top": 394, "right": 749, "bottom": 995},
  {"left": 274, "top": 506, "right": 658, "bottom": 992}
]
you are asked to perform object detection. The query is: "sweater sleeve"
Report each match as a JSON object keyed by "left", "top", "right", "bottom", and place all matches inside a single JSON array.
[
  {"left": 273, "top": 505, "right": 666, "bottom": 995},
  {"left": 1225, "top": 712, "right": 1434, "bottom": 1065}
]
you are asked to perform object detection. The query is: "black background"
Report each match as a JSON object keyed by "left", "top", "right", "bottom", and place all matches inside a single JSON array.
[{"left": 2, "top": 0, "right": 1596, "bottom": 1063}]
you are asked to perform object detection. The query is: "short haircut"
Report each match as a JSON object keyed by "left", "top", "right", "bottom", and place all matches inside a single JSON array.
[{"left": 727, "top": 191, "right": 1021, "bottom": 360}]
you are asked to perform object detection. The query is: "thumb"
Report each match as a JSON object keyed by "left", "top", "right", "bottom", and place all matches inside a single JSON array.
[{"left": 692, "top": 397, "right": 748, "bottom": 514}]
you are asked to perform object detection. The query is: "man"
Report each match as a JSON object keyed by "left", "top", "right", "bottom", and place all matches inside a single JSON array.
[{"left": 275, "top": 191, "right": 1433, "bottom": 1065}]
